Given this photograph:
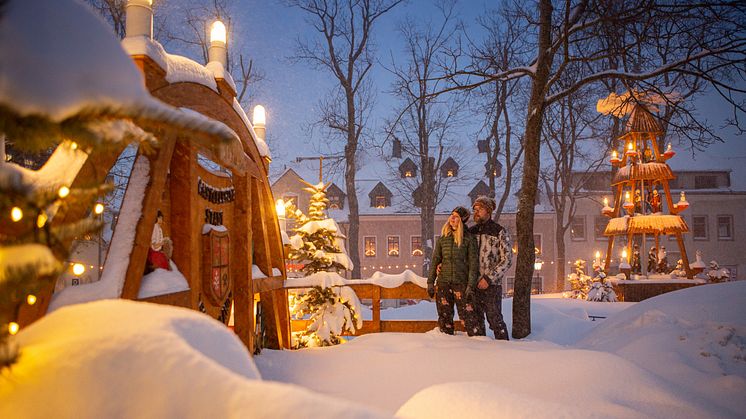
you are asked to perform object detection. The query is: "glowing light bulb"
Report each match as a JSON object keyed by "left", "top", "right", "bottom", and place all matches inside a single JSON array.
[
  {"left": 603, "top": 197, "right": 609, "bottom": 207},
  {"left": 72, "top": 263, "right": 85, "bottom": 276},
  {"left": 612, "top": 150, "right": 618, "bottom": 159},
  {"left": 94, "top": 203, "right": 105, "bottom": 215},
  {"left": 70, "top": 142, "right": 78, "bottom": 150},
  {"left": 622, "top": 249, "right": 628, "bottom": 259},
  {"left": 11, "top": 207, "right": 23, "bottom": 222},
  {"left": 595, "top": 251, "right": 601, "bottom": 259},
  {"left": 210, "top": 20, "right": 226, "bottom": 44},
  {"left": 58, "top": 186, "right": 70, "bottom": 198},
  {"left": 625, "top": 191, "right": 630, "bottom": 201},
  {"left": 8, "top": 322, "right": 19, "bottom": 335},
  {"left": 253, "top": 105, "right": 266, "bottom": 126},
  {"left": 36, "top": 212, "right": 48, "bottom": 228},
  {"left": 627, "top": 143, "right": 633, "bottom": 151},
  {"left": 27, "top": 295, "right": 37, "bottom": 305},
  {"left": 275, "top": 199, "right": 285, "bottom": 218}
]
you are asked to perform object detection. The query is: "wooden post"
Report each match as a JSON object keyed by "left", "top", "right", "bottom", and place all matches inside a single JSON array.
[
  {"left": 121, "top": 136, "right": 176, "bottom": 300},
  {"left": 232, "top": 173, "right": 254, "bottom": 351}
]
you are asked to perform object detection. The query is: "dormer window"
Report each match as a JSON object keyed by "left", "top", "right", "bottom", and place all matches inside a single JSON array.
[
  {"left": 440, "top": 157, "right": 459, "bottom": 178},
  {"left": 326, "top": 183, "right": 346, "bottom": 210},
  {"left": 369, "top": 182, "right": 393, "bottom": 208},
  {"left": 469, "top": 181, "right": 491, "bottom": 205},
  {"left": 399, "top": 158, "right": 417, "bottom": 179},
  {"left": 477, "top": 140, "right": 489, "bottom": 153}
]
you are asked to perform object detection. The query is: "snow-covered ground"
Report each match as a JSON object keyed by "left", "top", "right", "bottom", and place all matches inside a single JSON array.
[{"left": 2, "top": 282, "right": 744, "bottom": 418}]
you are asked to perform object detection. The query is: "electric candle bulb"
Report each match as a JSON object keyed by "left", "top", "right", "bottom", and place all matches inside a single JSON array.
[
  {"left": 94, "top": 203, "right": 105, "bottom": 215},
  {"left": 27, "top": 295, "right": 37, "bottom": 305},
  {"left": 603, "top": 197, "right": 609, "bottom": 207},
  {"left": 8, "top": 322, "right": 19, "bottom": 335},
  {"left": 210, "top": 20, "right": 226, "bottom": 44},
  {"left": 36, "top": 213, "right": 48, "bottom": 228},
  {"left": 11, "top": 207, "right": 23, "bottom": 222}
]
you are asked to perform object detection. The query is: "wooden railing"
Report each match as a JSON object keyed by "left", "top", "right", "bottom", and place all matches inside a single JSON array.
[{"left": 288, "top": 282, "right": 465, "bottom": 335}]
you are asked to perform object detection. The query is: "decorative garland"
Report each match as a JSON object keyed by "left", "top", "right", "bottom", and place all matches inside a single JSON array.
[{"left": 198, "top": 177, "right": 235, "bottom": 204}]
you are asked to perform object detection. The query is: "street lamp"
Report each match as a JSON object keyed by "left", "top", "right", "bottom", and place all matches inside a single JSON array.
[
  {"left": 533, "top": 257, "right": 544, "bottom": 294},
  {"left": 275, "top": 198, "right": 286, "bottom": 232}
]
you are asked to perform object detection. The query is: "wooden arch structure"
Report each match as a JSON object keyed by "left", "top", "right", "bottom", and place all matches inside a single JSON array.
[{"left": 18, "top": 49, "right": 290, "bottom": 354}]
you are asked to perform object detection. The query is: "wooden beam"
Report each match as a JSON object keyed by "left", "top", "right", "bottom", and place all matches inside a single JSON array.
[
  {"left": 120, "top": 136, "right": 176, "bottom": 300},
  {"left": 231, "top": 174, "right": 254, "bottom": 351}
]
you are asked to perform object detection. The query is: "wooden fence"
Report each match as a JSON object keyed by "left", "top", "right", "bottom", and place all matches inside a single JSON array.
[{"left": 288, "top": 282, "right": 466, "bottom": 335}]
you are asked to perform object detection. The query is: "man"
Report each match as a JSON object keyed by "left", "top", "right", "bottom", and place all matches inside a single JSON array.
[{"left": 468, "top": 196, "right": 512, "bottom": 340}]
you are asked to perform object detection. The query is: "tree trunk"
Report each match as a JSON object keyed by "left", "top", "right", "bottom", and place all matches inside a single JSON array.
[
  {"left": 555, "top": 223, "right": 567, "bottom": 292},
  {"left": 513, "top": 0, "right": 553, "bottom": 339},
  {"left": 346, "top": 90, "right": 361, "bottom": 279}
]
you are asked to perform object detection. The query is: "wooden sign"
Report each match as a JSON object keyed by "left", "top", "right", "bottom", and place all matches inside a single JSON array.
[{"left": 202, "top": 228, "right": 231, "bottom": 306}]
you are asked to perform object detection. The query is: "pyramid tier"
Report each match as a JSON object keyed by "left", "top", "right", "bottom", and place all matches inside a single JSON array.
[
  {"left": 605, "top": 214, "right": 689, "bottom": 236},
  {"left": 612, "top": 162, "right": 674, "bottom": 185}
]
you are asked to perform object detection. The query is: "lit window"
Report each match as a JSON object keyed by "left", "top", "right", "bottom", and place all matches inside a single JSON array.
[
  {"left": 717, "top": 215, "right": 733, "bottom": 240},
  {"left": 329, "top": 195, "right": 341, "bottom": 210},
  {"left": 404, "top": 171, "right": 413, "bottom": 177},
  {"left": 375, "top": 195, "right": 387, "bottom": 208},
  {"left": 388, "top": 236, "right": 400, "bottom": 257},
  {"left": 693, "top": 215, "right": 708, "bottom": 240},
  {"left": 364, "top": 237, "right": 377, "bottom": 257},
  {"left": 411, "top": 236, "right": 423, "bottom": 256},
  {"left": 446, "top": 170, "right": 454, "bottom": 177},
  {"left": 594, "top": 216, "right": 607, "bottom": 240}
]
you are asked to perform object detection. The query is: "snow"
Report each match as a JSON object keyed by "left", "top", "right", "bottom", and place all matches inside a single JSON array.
[
  {"left": 4, "top": 281, "right": 745, "bottom": 418},
  {"left": 206, "top": 61, "right": 237, "bottom": 93},
  {"left": 122, "top": 35, "right": 218, "bottom": 93},
  {"left": 0, "top": 244, "right": 59, "bottom": 281},
  {"left": 0, "top": 0, "right": 150, "bottom": 121},
  {"left": 258, "top": 283, "right": 746, "bottom": 417},
  {"left": 201, "top": 223, "right": 228, "bottom": 234},
  {"left": 1, "top": 300, "right": 384, "bottom": 419},
  {"left": 137, "top": 261, "right": 190, "bottom": 299},
  {"left": 252, "top": 265, "right": 281, "bottom": 278},
  {"left": 298, "top": 217, "right": 339, "bottom": 235},
  {"left": 49, "top": 154, "right": 150, "bottom": 311},
  {"left": 285, "top": 269, "right": 427, "bottom": 289}
]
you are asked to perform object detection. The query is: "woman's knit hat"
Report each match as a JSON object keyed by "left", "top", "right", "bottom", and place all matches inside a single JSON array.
[{"left": 452, "top": 206, "right": 470, "bottom": 224}]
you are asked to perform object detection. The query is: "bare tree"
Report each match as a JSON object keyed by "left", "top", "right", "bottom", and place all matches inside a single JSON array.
[
  {"left": 467, "top": 6, "right": 529, "bottom": 221},
  {"left": 289, "top": 0, "right": 404, "bottom": 279},
  {"left": 381, "top": 2, "right": 469, "bottom": 276},
  {"left": 440, "top": 0, "right": 746, "bottom": 338},
  {"left": 540, "top": 91, "right": 608, "bottom": 292}
]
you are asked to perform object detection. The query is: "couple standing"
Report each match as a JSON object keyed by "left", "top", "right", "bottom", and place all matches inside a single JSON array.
[{"left": 426, "top": 196, "right": 512, "bottom": 340}]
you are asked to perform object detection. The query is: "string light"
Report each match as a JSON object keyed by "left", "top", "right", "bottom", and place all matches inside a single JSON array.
[
  {"left": 58, "top": 186, "right": 70, "bottom": 198},
  {"left": 70, "top": 142, "right": 78, "bottom": 150},
  {"left": 27, "top": 295, "right": 37, "bottom": 305},
  {"left": 8, "top": 322, "right": 20, "bottom": 335},
  {"left": 94, "top": 203, "right": 104, "bottom": 215},
  {"left": 36, "top": 212, "right": 48, "bottom": 228},
  {"left": 11, "top": 207, "right": 23, "bottom": 222}
]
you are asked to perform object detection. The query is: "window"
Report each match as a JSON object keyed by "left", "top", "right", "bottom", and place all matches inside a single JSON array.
[
  {"left": 694, "top": 175, "right": 717, "bottom": 189},
  {"left": 594, "top": 216, "right": 608, "bottom": 240},
  {"left": 411, "top": 236, "right": 423, "bottom": 256},
  {"left": 570, "top": 216, "right": 586, "bottom": 241},
  {"left": 375, "top": 195, "right": 387, "bottom": 208},
  {"left": 509, "top": 234, "right": 542, "bottom": 254},
  {"left": 446, "top": 169, "right": 455, "bottom": 177},
  {"left": 717, "top": 215, "right": 733, "bottom": 240},
  {"left": 404, "top": 171, "right": 413, "bottom": 177},
  {"left": 505, "top": 277, "right": 514, "bottom": 296},
  {"left": 364, "top": 237, "right": 377, "bottom": 257},
  {"left": 692, "top": 215, "right": 708, "bottom": 240},
  {"left": 387, "top": 236, "right": 400, "bottom": 257},
  {"left": 328, "top": 195, "right": 342, "bottom": 210}
]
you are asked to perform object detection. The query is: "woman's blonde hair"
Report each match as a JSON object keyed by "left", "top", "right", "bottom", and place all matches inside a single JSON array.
[{"left": 441, "top": 215, "right": 463, "bottom": 247}]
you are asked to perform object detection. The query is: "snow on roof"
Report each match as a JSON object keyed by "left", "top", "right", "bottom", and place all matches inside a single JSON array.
[{"left": 122, "top": 35, "right": 218, "bottom": 93}]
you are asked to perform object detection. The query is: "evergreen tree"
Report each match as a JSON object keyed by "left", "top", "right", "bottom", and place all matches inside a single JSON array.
[
  {"left": 285, "top": 180, "right": 352, "bottom": 275},
  {"left": 288, "top": 285, "right": 362, "bottom": 348},
  {"left": 0, "top": 108, "right": 143, "bottom": 368},
  {"left": 586, "top": 261, "right": 617, "bottom": 302},
  {"left": 566, "top": 259, "right": 592, "bottom": 300}
]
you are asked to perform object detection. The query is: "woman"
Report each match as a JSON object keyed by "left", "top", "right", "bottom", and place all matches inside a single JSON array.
[{"left": 427, "top": 206, "right": 480, "bottom": 335}]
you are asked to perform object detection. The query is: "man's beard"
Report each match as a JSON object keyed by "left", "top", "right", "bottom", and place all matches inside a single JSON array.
[{"left": 474, "top": 213, "right": 488, "bottom": 224}]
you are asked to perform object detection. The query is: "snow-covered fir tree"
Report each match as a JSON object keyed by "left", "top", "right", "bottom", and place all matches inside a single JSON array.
[
  {"left": 284, "top": 180, "right": 360, "bottom": 347},
  {"left": 286, "top": 181, "right": 352, "bottom": 275},
  {"left": 566, "top": 259, "right": 592, "bottom": 299},
  {"left": 586, "top": 261, "right": 618, "bottom": 302}
]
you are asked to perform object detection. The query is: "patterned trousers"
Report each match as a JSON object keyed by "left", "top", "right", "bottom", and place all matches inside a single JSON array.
[
  {"left": 473, "top": 283, "right": 509, "bottom": 340},
  {"left": 435, "top": 282, "right": 481, "bottom": 336}
]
